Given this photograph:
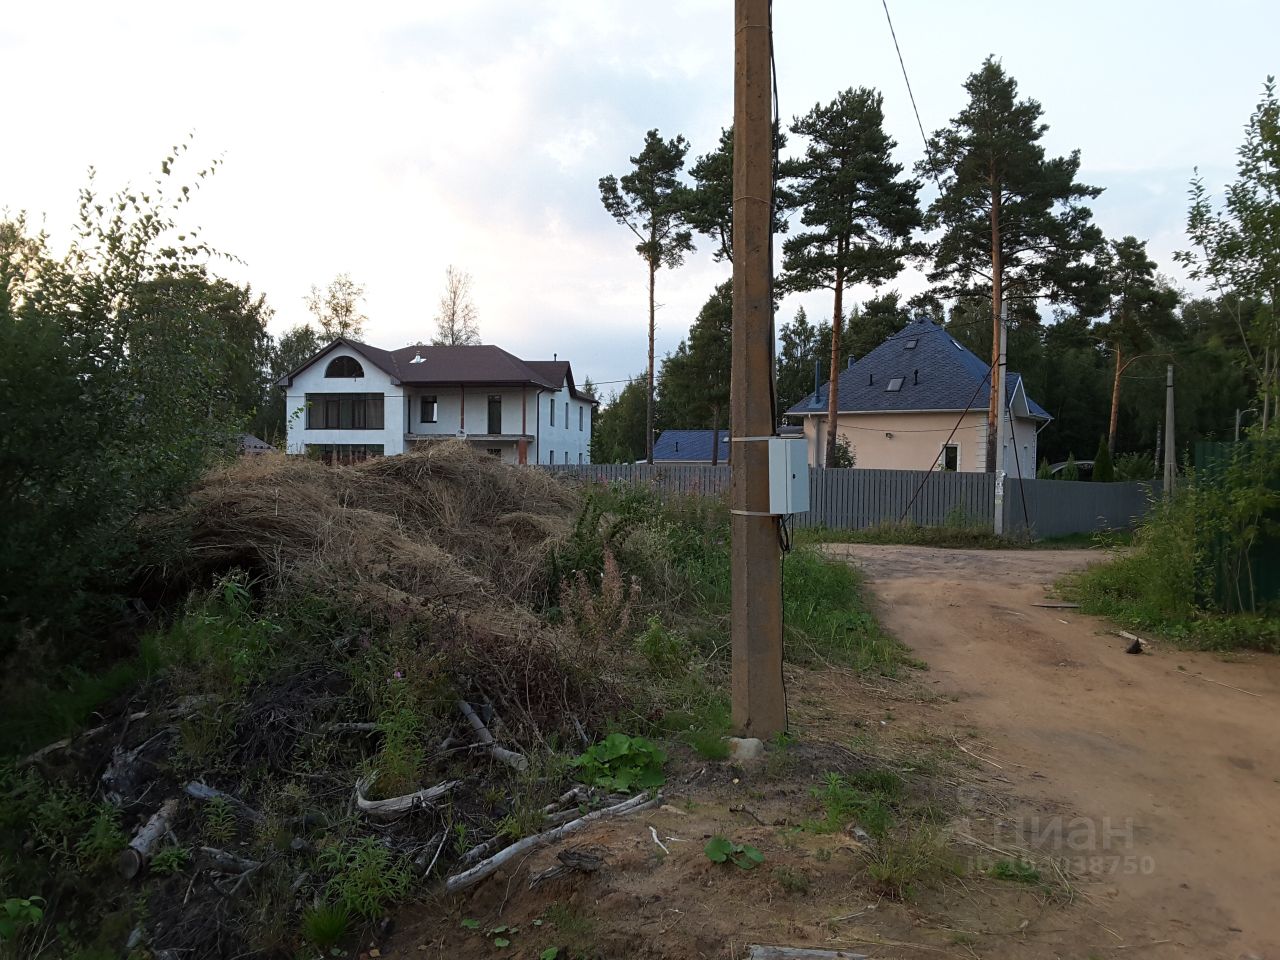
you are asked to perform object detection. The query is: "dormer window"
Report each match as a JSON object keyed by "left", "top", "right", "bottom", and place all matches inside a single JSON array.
[
  {"left": 325, "top": 355, "right": 364, "bottom": 378},
  {"left": 885, "top": 377, "right": 904, "bottom": 392}
]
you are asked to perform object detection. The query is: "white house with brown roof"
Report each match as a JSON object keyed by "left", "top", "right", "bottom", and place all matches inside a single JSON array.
[{"left": 277, "top": 338, "right": 595, "bottom": 465}]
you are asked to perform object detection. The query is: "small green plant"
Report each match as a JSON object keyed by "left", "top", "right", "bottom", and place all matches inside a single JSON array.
[
  {"left": 318, "top": 837, "right": 413, "bottom": 919},
  {"left": 864, "top": 825, "right": 960, "bottom": 900},
  {"left": 539, "top": 949, "right": 561, "bottom": 960},
  {"left": 203, "top": 796, "right": 236, "bottom": 845},
  {"left": 460, "top": 918, "right": 480, "bottom": 930},
  {"left": 806, "top": 771, "right": 898, "bottom": 839},
  {"left": 301, "top": 902, "right": 351, "bottom": 948},
  {"left": 149, "top": 845, "right": 191, "bottom": 876},
  {"left": 636, "top": 616, "right": 691, "bottom": 678},
  {"left": 0, "top": 897, "right": 44, "bottom": 942},
  {"left": 75, "top": 803, "right": 126, "bottom": 870},
  {"left": 704, "top": 835, "right": 764, "bottom": 870},
  {"left": 772, "top": 865, "right": 810, "bottom": 894},
  {"left": 989, "top": 858, "right": 1041, "bottom": 884},
  {"left": 372, "top": 678, "right": 424, "bottom": 798},
  {"left": 570, "top": 733, "right": 666, "bottom": 791}
]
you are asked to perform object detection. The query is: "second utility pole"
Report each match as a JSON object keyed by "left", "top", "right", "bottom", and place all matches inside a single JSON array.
[{"left": 730, "top": 0, "right": 786, "bottom": 737}]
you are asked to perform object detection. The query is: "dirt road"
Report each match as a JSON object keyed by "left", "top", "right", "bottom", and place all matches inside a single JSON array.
[{"left": 827, "top": 544, "right": 1280, "bottom": 960}]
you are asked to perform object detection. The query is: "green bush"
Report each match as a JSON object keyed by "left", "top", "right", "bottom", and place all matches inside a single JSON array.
[
  {"left": 1066, "top": 439, "right": 1280, "bottom": 650},
  {"left": 636, "top": 617, "right": 692, "bottom": 678},
  {"left": 318, "top": 838, "right": 413, "bottom": 919},
  {"left": 1093, "top": 438, "right": 1115, "bottom": 482},
  {"left": 570, "top": 734, "right": 666, "bottom": 792}
]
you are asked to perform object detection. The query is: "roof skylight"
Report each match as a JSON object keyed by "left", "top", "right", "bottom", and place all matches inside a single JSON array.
[
  {"left": 904, "top": 338, "right": 918, "bottom": 349},
  {"left": 886, "top": 377, "right": 904, "bottom": 392}
]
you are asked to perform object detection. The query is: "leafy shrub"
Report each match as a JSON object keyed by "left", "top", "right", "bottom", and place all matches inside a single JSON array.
[
  {"left": 318, "top": 837, "right": 413, "bottom": 919},
  {"left": 74, "top": 804, "right": 126, "bottom": 871},
  {"left": 0, "top": 897, "right": 44, "bottom": 942},
  {"left": 570, "top": 734, "right": 666, "bottom": 792},
  {"left": 559, "top": 548, "right": 640, "bottom": 661},
  {"left": 704, "top": 835, "right": 764, "bottom": 870},
  {"left": 1114, "top": 452, "right": 1155, "bottom": 481},
  {"left": 1093, "top": 438, "right": 1115, "bottom": 482}
]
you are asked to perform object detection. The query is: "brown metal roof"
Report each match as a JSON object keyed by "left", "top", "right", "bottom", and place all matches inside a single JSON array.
[{"left": 277, "top": 338, "right": 583, "bottom": 392}]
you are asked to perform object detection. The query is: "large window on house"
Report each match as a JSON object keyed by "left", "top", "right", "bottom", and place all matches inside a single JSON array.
[
  {"left": 420, "top": 395, "right": 437, "bottom": 423},
  {"left": 305, "top": 393, "right": 384, "bottom": 430},
  {"left": 487, "top": 394, "right": 502, "bottom": 434},
  {"left": 324, "top": 356, "right": 364, "bottom": 378}
]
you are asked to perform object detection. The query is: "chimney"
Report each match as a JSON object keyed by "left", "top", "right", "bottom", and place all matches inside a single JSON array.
[
  {"left": 813, "top": 358, "right": 821, "bottom": 395},
  {"left": 553, "top": 353, "right": 558, "bottom": 361}
]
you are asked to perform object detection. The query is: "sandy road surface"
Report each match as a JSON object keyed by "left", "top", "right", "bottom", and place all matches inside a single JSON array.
[{"left": 827, "top": 544, "right": 1280, "bottom": 960}]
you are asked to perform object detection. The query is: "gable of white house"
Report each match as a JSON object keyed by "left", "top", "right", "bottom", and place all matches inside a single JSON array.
[{"left": 284, "top": 345, "right": 405, "bottom": 456}]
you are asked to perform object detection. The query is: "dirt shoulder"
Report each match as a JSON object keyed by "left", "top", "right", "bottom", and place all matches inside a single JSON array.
[{"left": 825, "top": 543, "right": 1280, "bottom": 959}]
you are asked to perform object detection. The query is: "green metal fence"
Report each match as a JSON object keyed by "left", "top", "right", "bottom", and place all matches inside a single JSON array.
[{"left": 1194, "top": 441, "right": 1280, "bottom": 612}]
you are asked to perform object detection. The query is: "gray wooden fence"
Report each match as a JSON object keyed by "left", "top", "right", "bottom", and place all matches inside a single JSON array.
[{"left": 541, "top": 464, "right": 1153, "bottom": 538}]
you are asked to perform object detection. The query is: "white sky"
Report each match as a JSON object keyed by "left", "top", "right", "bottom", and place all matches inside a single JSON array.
[{"left": 3, "top": 1, "right": 1276, "bottom": 395}]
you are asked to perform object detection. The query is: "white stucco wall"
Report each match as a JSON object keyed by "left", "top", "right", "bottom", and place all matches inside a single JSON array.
[
  {"left": 802, "top": 408, "right": 1038, "bottom": 474},
  {"left": 535, "top": 386, "right": 592, "bottom": 465},
  {"left": 284, "top": 346, "right": 405, "bottom": 455}
]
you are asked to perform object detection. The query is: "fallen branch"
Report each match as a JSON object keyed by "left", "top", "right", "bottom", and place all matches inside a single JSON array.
[
  {"left": 119, "top": 798, "right": 179, "bottom": 879},
  {"left": 952, "top": 737, "right": 1003, "bottom": 770},
  {"left": 20, "top": 711, "right": 150, "bottom": 768},
  {"left": 184, "top": 781, "right": 265, "bottom": 824},
  {"left": 354, "top": 774, "right": 460, "bottom": 820},
  {"left": 1031, "top": 601, "right": 1080, "bottom": 609},
  {"left": 446, "top": 791, "right": 659, "bottom": 894},
  {"left": 327, "top": 721, "right": 380, "bottom": 734},
  {"left": 1182, "top": 671, "right": 1262, "bottom": 698},
  {"left": 747, "top": 948, "right": 870, "bottom": 959},
  {"left": 541, "top": 786, "right": 588, "bottom": 814},
  {"left": 199, "top": 846, "right": 263, "bottom": 874},
  {"left": 458, "top": 700, "right": 528, "bottom": 771}
]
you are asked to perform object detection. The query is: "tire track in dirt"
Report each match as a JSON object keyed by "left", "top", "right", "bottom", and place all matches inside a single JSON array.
[{"left": 827, "top": 543, "right": 1280, "bottom": 960}]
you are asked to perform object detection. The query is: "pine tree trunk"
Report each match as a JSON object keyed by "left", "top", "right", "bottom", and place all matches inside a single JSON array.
[
  {"left": 987, "top": 177, "right": 1002, "bottom": 473},
  {"left": 1108, "top": 342, "right": 1123, "bottom": 455},
  {"left": 647, "top": 257, "right": 656, "bottom": 464},
  {"left": 824, "top": 245, "right": 845, "bottom": 468}
]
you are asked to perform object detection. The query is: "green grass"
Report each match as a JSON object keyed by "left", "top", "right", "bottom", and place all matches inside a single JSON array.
[
  {"left": 864, "top": 824, "right": 962, "bottom": 900},
  {"left": 782, "top": 547, "right": 910, "bottom": 674},
  {"left": 805, "top": 771, "right": 903, "bottom": 839}
]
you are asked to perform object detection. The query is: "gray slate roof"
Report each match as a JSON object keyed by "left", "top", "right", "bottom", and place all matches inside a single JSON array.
[
  {"left": 653, "top": 429, "right": 731, "bottom": 462},
  {"left": 786, "top": 318, "right": 1050, "bottom": 421}
]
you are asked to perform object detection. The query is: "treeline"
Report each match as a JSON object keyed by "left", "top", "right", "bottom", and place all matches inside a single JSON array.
[{"left": 592, "top": 59, "right": 1280, "bottom": 469}]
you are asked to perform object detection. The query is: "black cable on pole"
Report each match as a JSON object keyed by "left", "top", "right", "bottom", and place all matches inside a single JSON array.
[
  {"left": 898, "top": 368, "right": 990, "bottom": 524},
  {"left": 880, "top": 0, "right": 934, "bottom": 175}
]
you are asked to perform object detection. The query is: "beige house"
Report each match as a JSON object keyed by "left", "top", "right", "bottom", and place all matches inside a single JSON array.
[{"left": 787, "top": 319, "right": 1050, "bottom": 476}]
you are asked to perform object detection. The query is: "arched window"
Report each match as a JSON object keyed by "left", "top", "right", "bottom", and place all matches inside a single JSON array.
[{"left": 325, "top": 355, "right": 364, "bottom": 378}]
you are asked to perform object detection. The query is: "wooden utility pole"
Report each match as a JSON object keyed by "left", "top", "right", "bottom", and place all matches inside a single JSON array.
[
  {"left": 986, "top": 182, "right": 1003, "bottom": 473},
  {"left": 992, "top": 304, "right": 1008, "bottom": 534},
  {"left": 1162, "top": 363, "right": 1176, "bottom": 495},
  {"left": 730, "top": 0, "right": 786, "bottom": 737}
]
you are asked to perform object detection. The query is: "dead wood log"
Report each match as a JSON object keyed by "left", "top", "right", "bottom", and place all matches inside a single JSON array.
[
  {"left": 183, "top": 781, "right": 265, "bottom": 824},
  {"left": 445, "top": 791, "right": 660, "bottom": 894},
  {"left": 354, "top": 775, "right": 460, "bottom": 820},
  {"left": 529, "top": 847, "right": 605, "bottom": 887},
  {"left": 457, "top": 700, "right": 528, "bottom": 772},
  {"left": 541, "top": 786, "right": 588, "bottom": 814},
  {"left": 327, "top": 721, "right": 380, "bottom": 734},
  {"left": 119, "top": 798, "right": 179, "bottom": 879},
  {"left": 747, "top": 948, "right": 870, "bottom": 960}
]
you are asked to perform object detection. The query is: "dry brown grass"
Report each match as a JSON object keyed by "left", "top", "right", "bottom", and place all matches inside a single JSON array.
[{"left": 156, "top": 442, "right": 575, "bottom": 622}]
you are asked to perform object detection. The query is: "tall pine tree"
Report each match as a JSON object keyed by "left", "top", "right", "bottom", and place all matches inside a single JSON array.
[
  {"left": 781, "top": 87, "right": 922, "bottom": 467},
  {"left": 919, "top": 56, "right": 1105, "bottom": 470},
  {"left": 1099, "top": 236, "right": 1179, "bottom": 453},
  {"left": 599, "top": 130, "right": 695, "bottom": 462}
]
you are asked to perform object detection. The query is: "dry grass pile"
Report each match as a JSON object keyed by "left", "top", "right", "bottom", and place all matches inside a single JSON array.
[{"left": 154, "top": 441, "right": 578, "bottom": 625}]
